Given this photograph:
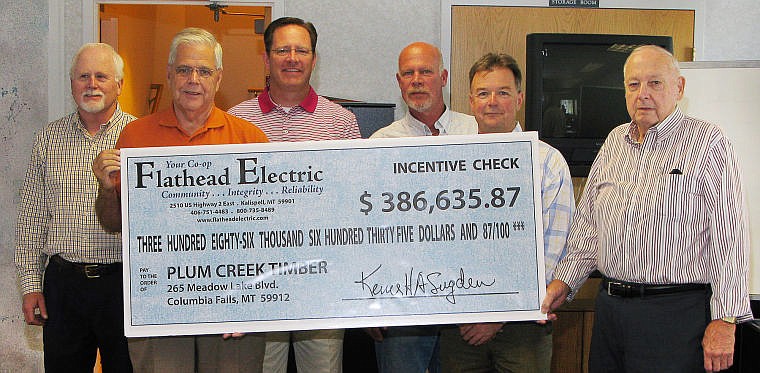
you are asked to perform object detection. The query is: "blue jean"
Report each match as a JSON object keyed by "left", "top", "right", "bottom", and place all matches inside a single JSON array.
[{"left": 374, "top": 325, "right": 441, "bottom": 373}]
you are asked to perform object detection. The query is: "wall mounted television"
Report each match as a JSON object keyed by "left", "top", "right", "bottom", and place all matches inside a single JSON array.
[{"left": 525, "top": 33, "right": 674, "bottom": 176}]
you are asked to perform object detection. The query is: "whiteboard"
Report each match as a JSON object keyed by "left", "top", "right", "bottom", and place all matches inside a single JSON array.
[{"left": 678, "top": 61, "right": 760, "bottom": 298}]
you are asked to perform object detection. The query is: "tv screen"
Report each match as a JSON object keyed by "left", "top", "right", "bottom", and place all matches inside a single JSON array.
[{"left": 526, "top": 33, "right": 674, "bottom": 176}]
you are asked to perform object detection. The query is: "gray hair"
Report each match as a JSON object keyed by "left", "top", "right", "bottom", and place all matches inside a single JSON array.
[
  {"left": 168, "top": 27, "right": 223, "bottom": 69},
  {"left": 69, "top": 43, "right": 125, "bottom": 81}
]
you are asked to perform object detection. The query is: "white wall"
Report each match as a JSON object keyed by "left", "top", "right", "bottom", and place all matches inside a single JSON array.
[
  {"left": 701, "top": 1, "right": 760, "bottom": 61},
  {"left": 1, "top": 0, "right": 759, "bottom": 370},
  {"left": 678, "top": 62, "right": 760, "bottom": 297}
]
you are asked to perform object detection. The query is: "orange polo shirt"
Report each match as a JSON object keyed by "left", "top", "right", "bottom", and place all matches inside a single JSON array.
[{"left": 117, "top": 105, "right": 268, "bottom": 148}]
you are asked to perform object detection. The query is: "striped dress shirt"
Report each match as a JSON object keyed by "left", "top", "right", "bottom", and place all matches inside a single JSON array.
[
  {"left": 228, "top": 87, "right": 360, "bottom": 142},
  {"left": 554, "top": 108, "right": 752, "bottom": 320},
  {"left": 15, "top": 106, "right": 135, "bottom": 294}
]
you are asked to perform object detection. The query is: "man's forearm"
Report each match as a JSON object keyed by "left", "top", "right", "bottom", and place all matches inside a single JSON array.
[{"left": 95, "top": 185, "right": 122, "bottom": 232}]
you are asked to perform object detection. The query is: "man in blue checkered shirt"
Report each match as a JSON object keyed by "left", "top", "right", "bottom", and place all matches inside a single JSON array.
[{"left": 439, "top": 52, "right": 574, "bottom": 373}]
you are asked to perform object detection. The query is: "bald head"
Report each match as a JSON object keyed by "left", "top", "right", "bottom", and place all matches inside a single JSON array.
[
  {"left": 624, "top": 45, "right": 680, "bottom": 76},
  {"left": 398, "top": 42, "right": 443, "bottom": 73}
]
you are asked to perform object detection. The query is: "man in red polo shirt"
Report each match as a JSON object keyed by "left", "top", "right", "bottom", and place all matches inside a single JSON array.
[{"left": 227, "top": 17, "right": 360, "bottom": 373}]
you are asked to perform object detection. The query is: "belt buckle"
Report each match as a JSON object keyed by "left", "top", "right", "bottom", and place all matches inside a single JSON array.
[
  {"left": 84, "top": 265, "right": 100, "bottom": 279},
  {"left": 607, "top": 281, "right": 628, "bottom": 296}
]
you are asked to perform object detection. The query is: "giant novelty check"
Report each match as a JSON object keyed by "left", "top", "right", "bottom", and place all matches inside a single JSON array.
[{"left": 121, "top": 133, "right": 546, "bottom": 337}]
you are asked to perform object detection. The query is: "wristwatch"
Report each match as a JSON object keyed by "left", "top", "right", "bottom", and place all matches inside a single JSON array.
[{"left": 720, "top": 316, "right": 739, "bottom": 324}]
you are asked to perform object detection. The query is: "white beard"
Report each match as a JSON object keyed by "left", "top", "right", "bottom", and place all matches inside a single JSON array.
[
  {"left": 78, "top": 90, "right": 106, "bottom": 113},
  {"left": 407, "top": 96, "right": 433, "bottom": 112}
]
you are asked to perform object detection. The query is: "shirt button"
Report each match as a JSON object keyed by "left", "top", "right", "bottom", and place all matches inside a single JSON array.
[{"left": 283, "top": 129, "right": 289, "bottom": 135}]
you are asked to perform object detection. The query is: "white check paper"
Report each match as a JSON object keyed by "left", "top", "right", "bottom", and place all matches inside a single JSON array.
[{"left": 121, "top": 133, "right": 545, "bottom": 337}]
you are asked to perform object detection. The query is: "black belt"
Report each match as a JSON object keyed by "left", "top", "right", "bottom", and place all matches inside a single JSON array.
[
  {"left": 601, "top": 276, "right": 708, "bottom": 298},
  {"left": 50, "top": 255, "right": 121, "bottom": 279}
]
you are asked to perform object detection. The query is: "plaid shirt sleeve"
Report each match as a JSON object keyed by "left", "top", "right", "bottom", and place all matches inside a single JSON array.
[{"left": 15, "top": 128, "right": 51, "bottom": 294}]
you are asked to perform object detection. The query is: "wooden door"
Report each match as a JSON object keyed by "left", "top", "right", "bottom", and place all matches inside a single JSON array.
[{"left": 450, "top": 6, "right": 695, "bottom": 124}]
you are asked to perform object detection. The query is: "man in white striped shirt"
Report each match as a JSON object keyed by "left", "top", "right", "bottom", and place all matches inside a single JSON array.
[{"left": 542, "top": 45, "right": 752, "bottom": 372}]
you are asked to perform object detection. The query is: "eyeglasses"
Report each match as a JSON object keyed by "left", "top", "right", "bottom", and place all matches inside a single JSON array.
[
  {"left": 174, "top": 65, "right": 216, "bottom": 79},
  {"left": 270, "top": 47, "right": 312, "bottom": 57}
]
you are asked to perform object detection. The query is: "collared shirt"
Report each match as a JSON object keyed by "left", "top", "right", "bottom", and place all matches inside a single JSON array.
[
  {"left": 369, "top": 106, "right": 477, "bottom": 138},
  {"left": 15, "top": 106, "right": 135, "bottom": 294},
  {"left": 228, "top": 87, "right": 361, "bottom": 142},
  {"left": 511, "top": 123, "right": 575, "bottom": 283},
  {"left": 116, "top": 105, "right": 268, "bottom": 148},
  {"left": 554, "top": 108, "right": 752, "bottom": 320}
]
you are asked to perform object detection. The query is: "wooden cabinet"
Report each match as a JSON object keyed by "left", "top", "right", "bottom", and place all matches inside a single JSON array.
[{"left": 551, "top": 278, "right": 600, "bottom": 373}]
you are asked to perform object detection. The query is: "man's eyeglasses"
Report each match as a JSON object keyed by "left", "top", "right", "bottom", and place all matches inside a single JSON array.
[
  {"left": 270, "top": 47, "right": 312, "bottom": 57},
  {"left": 175, "top": 66, "right": 216, "bottom": 79}
]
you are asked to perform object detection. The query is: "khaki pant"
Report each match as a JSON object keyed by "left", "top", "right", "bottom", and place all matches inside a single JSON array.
[
  {"left": 263, "top": 329, "right": 344, "bottom": 373},
  {"left": 128, "top": 333, "right": 265, "bottom": 373}
]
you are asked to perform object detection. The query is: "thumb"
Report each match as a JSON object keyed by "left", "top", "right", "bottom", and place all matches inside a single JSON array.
[
  {"left": 540, "top": 293, "right": 556, "bottom": 314},
  {"left": 38, "top": 296, "right": 48, "bottom": 319}
]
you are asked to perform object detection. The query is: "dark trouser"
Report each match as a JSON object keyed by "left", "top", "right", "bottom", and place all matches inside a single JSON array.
[
  {"left": 589, "top": 283, "right": 711, "bottom": 373},
  {"left": 43, "top": 256, "right": 132, "bottom": 373}
]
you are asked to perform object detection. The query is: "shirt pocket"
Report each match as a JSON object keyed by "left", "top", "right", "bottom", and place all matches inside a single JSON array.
[{"left": 659, "top": 174, "right": 704, "bottom": 221}]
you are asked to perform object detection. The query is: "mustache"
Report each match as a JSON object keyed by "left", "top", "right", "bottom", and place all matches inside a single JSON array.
[
  {"left": 82, "top": 89, "right": 104, "bottom": 97},
  {"left": 407, "top": 89, "right": 429, "bottom": 95}
]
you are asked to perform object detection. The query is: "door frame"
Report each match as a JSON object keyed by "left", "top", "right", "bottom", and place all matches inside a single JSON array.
[
  {"left": 47, "top": 0, "right": 283, "bottom": 120},
  {"left": 439, "top": 0, "right": 706, "bottom": 104}
]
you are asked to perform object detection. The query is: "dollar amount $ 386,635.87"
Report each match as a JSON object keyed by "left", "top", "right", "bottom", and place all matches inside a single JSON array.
[{"left": 358, "top": 187, "right": 520, "bottom": 215}]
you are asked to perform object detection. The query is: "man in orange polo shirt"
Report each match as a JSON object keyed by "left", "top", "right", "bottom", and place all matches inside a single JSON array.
[{"left": 92, "top": 27, "right": 268, "bottom": 373}]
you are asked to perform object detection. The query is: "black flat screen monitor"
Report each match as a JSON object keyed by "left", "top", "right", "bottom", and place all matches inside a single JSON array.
[{"left": 526, "top": 33, "right": 673, "bottom": 176}]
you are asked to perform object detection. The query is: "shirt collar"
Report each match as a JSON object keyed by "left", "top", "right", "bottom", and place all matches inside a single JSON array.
[
  {"left": 625, "top": 107, "right": 683, "bottom": 144},
  {"left": 258, "top": 86, "right": 318, "bottom": 114},
  {"left": 513, "top": 122, "right": 523, "bottom": 132},
  {"left": 75, "top": 103, "right": 124, "bottom": 133},
  {"left": 412, "top": 106, "right": 453, "bottom": 134},
  {"left": 157, "top": 104, "right": 223, "bottom": 131},
  {"left": 477, "top": 121, "right": 522, "bottom": 134}
]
